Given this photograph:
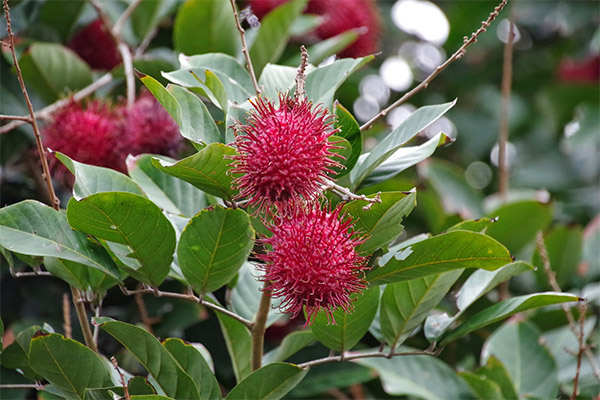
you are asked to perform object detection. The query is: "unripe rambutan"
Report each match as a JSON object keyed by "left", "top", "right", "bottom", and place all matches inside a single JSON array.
[
  {"left": 231, "top": 94, "right": 341, "bottom": 215},
  {"left": 43, "top": 100, "right": 123, "bottom": 171},
  {"left": 258, "top": 205, "right": 369, "bottom": 325},
  {"left": 248, "top": 0, "right": 380, "bottom": 58},
  {"left": 121, "top": 92, "right": 182, "bottom": 157},
  {"left": 68, "top": 19, "right": 121, "bottom": 70}
]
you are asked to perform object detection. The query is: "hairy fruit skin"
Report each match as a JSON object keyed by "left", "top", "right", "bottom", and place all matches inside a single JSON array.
[
  {"left": 258, "top": 205, "right": 369, "bottom": 324},
  {"left": 69, "top": 19, "right": 121, "bottom": 70},
  {"left": 248, "top": 0, "right": 380, "bottom": 57},
  {"left": 231, "top": 95, "right": 341, "bottom": 215}
]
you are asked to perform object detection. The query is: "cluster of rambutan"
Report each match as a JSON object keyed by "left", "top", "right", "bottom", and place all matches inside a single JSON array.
[
  {"left": 42, "top": 92, "right": 181, "bottom": 175},
  {"left": 248, "top": 0, "right": 381, "bottom": 58},
  {"left": 232, "top": 94, "right": 369, "bottom": 324}
]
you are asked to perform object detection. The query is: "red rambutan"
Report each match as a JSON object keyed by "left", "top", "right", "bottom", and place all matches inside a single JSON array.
[
  {"left": 121, "top": 92, "right": 182, "bottom": 157},
  {"left": 258, "top": 205, "right": 369, "bottom": 325},
  {"left": 248, "top": 0, "right": 380, "bottom": 58},
  {"left": 68, "top": 19, "right": 122, "bottom": 70},
  {"left": 231, "top": 94, "right": 341, "bottom": 215},
  {"left": 42, "top": 100, "right": 123, "bottom": 172}
]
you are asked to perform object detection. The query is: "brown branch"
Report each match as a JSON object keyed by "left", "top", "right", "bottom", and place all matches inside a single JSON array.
[
  {"left": 323, "top": 179, "right": 382, "bottom": 209},
  {"left": 298, "top": 347, "right": 439, "bottom": 369},
  {"left": 229, "top": 0, "right": 261, "bottom": 96},
  {"left": 251, "top": 282, "right": 271, "bottom": 371},
  {"left": 295, "top": 45, "right": 309, "bottom": 103},
  {"left": 499, "top": 13, "right": 515, "bottom": 201},
  {"left": 63, "top": 293, "right": 72, "bottom": 339},
  {"left": 571, "top": 302, "right": 588, "bottom": 400},
  {"left": 536, "top": 232, "right": 600, "bottom": 381},
  {"left": 360, "top": 0, "right": 508, "bottom": 132},
  {"left": 0, "top": 114, "right": 31, "bottom": 122},
  {"left": 134, "top": 285, "right": 159, "bottom": 335},
  {"left": 0, "top": 73, "right": 113, "bottom": 135},
  {"left": 120, "top": 285, "right": 254, "bottom": 329},
  {"left": 111, "top": 356, "right": 131, "bottom": 400},
  {"left": 70, "top": 286, "right": 98, "bottom": 352},
  {"left": 88, "top": 0, "right": 135, "bottom": 106}
]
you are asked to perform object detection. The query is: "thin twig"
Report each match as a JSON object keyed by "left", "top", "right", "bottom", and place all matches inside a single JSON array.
[
  {"left": 63, "top": 293, "right": 72, "bottom": 339},
  {"left": 70, "top": 286, "right": 99, "bottom": 353},
  {"left": 113, "top": 0, "right": 144, "bottom": 36},
  {"left": 251, "top": 282, "right": 271, "bottom": 371},
  {"left": 88, "top": 0, "right": 135, "bottom": 106},
  {"left": 323, "top": 179, "right": 381, "bottom": 209},
  {"left": 0, "top": 73, "right": 113, "bottom": 135},
  {"left": 111, "top": 357, "right": 131, "bottom": 400},
  {"left": 134, "top": 27, "right": 158, "bottom": 58},
  {"left": 295, "top": 45, "right": 309, "bottom": 103},
  {"left": 229, "top": 0, "right": 261, "bottom": 96},
  {"left": 360, "top": 0, "right": 508, "bottom": 132},
  {"left": 499, "top": 14, "right": 515, "bottom": 201},
  {"left": 0, "top": 383, "right": 45, "bottom": 390},
  {"left": 120, "top": 285, "right": 254, "bottom": 329},
  {"left": 92, "top": 302, "right": 102, "bottom": 346},
  {"left": 571, "top": 302, "right": 588, "bottom": 400},
  {"left": 536, "top": 232, "right": 600, "bottom": 381},
  {"left": 134, "top": 285, "right": 159, "bottom": 335},
  {"left": 0, "top": 114, "right": 31, "bottom": 122},
  {"left": 298, "top": 347, "right": 438, "bottom": 369}
]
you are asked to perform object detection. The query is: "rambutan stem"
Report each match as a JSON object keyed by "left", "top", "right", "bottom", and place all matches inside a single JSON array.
[
  {"left": 359, "top": 0, "right": 507, "bottom": 132},
  {"left": 251, "top": 282, "right": 271, "bottom": 371},
  {"left": 295, "top": 45, "right": 309, "bottom": 103},
  {"left": 229, "top": 0, "right": 261, "bottom": 96}
]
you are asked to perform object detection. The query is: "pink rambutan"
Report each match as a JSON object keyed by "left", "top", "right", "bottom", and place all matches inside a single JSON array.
[
  {"left": 231, "top": 94, "right": 341, "bottom": 215},
  {"left": 68, "top": 19, "right": 121, "bottom": 70},
  {"left": 121, "top": 92, "right": 182, "bottom": 157},
  {"left": 42, "top": 100, "right": 123, "bottom": 172},
  {"left": 248, "top": 0, "right": 380, "bottom": 58},
  {"left": 258, "top": 205, "right": 369, "bottom": 324}
]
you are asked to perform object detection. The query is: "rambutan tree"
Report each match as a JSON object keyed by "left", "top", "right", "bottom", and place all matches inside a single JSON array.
[{"left": 0, "top": 0, "right": 597, "bottom": 399}]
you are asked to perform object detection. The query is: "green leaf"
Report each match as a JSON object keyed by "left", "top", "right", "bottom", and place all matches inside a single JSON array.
[
  {"left": 130, "top": 0, "right": 176, "bottom": 43},
  {"left": 485, "top": 200, "right": 553, "bottom": 255},
  {"left": 263, "top": 330, "right": 315, "bottom": 364},
  {"left": 258, "top": 64, "right": 296, "bottom": 99},
  {"left": 285, "top": 29, "right": 360, "bottom": 66},
  {"left": 362, "top": 133, "right": 453, "bottom": 187},
  {"left": 67, "top": 192, "right": 176, "bottom": 287},
  {"left": 19, "top": 43, "right": 92, "bottom": 103},
  {"left": 165, "top": 53, "right": 254, "bottom": 105},
  {"left": 29, "top": 333, "right": 111, "bottom": 399},
  {"left": 128, "top": 376, "right": 157, "bottom": 396},
  {"left": 475, "top": 356, "right": 519, "bottom": 400},
  {"left": 138, "top": 72, "right": 184, "bottom": 127},
  {"left": 0, "top": 200, "right": 120, "bottom": 278},
  {"left": 447, "top": 218, "right": 497, "bottom": 233},
  {"left": 355, "top": 348, "right": 473, "bottom": 399},
  {"left": 367, "top": 231, "right": 513, "bottom": 286},
  {"left": 230, "top": 262, "right": 283, "bottom": 328},
  {"left": 424, "top": 262, "right": 533, "bottom": 341},
  {"left": 225, "top": 363, "right": 308, "bottom": 400},
  {"left": 289, "top": 362, "right": 373, "bottom": 398},
  {"left": 459, "top": 371, "right": 503, "bottom": 400},
  {"left": 38, "top": 0, "right": 85, "bottom": 41},
  {"left": 421, "top": 159, "right": 485, "bottom": 218},
  {"left": 178, "top": 206, "right": 253, "bottom": 294},
  {"left": 173, "top": 0, "right": 239, "bottom": 56},
  {"left": 151, "top": 143, "right": 237, "bottom": 200},
  {"left": 310, "top": 286, "right": 380, "bottom": 352},
  {"left": 98, "top": 319, "right": 200, "bottom": 399},
  {"left": 380, "top": 269, "right": 463, "bottom": 347},
  {"left": 168, "top": 85, "right": 222, "bottom": 145},
  {"left": 1, "top": 326, "right": 44, "bottom": 380},
  {"left": 249, "top": 0, "right": 308, "bottom": 74},
  {"left": 127, "top": 154, "right": 207, "bottom": 217},
  {"left": 532, "top": 225, "right": 583, "bottom": 289},
  {"left": 130, "top": 396, "right": 173, "bottom": 400},
  {"left": 333, "top": 102, "right": 362, "bottom": 176},
  {"left": 481, "top": 322, "right": 558, "bottom": 399},
  {"left": 55, "top": 151, "right": 145, "bottom": 200},
  {"left": 305, "top": 56, "right": 374, "bottom": 108},
  {"left": 215, "top": 306, "right": 252, "bottom": 383},
  {"left": 439, "top": 292, "right": 580, "bottom": 346},
  {"left": 162, "top": 338, "right": 221, "bottom": 400},
  {"left": 342, "top": 191, "right": 416, "bottom": 254},
  {"left": 350, "top": 100, "right": 456, "bottom": 188},
  {"left": 44, "top": 256, "right": 117, "bottom": 295}
]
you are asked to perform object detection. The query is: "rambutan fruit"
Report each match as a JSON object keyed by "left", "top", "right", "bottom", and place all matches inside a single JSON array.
[{"left": 68, "top": 18, "right": 121, "bottom": 70}]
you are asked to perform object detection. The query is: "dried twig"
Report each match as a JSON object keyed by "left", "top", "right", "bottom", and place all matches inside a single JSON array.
[
  {"left": 0, "top": 114, "right": 31, "bottom": 122},
  {"left": 120, "top": 285, "right": 254, "bottom": 329},
  {"left": 499, "top": 13, "right": 515, "bottom": 201},
  {"left": 295, "top": 45, "right": 309, "bottom": 103},
  {"left": 360, "top": 0, "right": 508, "bottom": 132},
  {"left": 0, "top": 73, "right": 113, "bottom": 135},
  {"left": 111, "top": 357, "right": 131, "bottom": 400},
  {"left": 88, "top": 0, "right": 135, "bottom": 106},
  {"left": 229, "top": 0, "right": 261, "bottom": 96},
  {"left": 536, "top": 232, "right": 600, "bottom": 381},
  {"left": 63, "top": 293, "right": 72, "bottom": 339}
]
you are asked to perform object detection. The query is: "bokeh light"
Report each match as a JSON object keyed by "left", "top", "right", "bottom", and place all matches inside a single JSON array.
[
  {"left": 465, "top": 161, "right": 493, "bottom": 189},
  {"left": 391, "top": 0, "right": 450, "bottom": 46},
  {"left": 380, "top": 56, "right": 413, "bottom": 92},
  {"left": 490, "top": 141, "right": 517, "bottom": 168},
  {"left": 359, "top": 74, "right": 390, "bottom": 106}
]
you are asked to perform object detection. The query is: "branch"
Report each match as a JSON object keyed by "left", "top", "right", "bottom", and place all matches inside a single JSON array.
[
  {"left": 571, "top": 302, "right": 588, "bottom": 400},
  {"left": 0, "top": 73, "right": 113, "bottom": 135},
  {"left": 63, "top": 293, "right": 72, "bottom": 339},
  {"left": 113, "top": 0, "right": 144, "bottom": 36},
  {"left": 295, "top": 45, "right": 308, "bottom": 103},
  {"left": 0, "top": 383, "right": 45, "bottom": 390},
  {"left": 0, "top": 114, "right": 31, "bottom": 122},
  {"left": 536, "top": 232, "right": 600, "bottom": 381},
  {"left": 251, "top": 282, "right": 271, "bottom": 371},
  {"left": 322, "top": 179, "right": 381, "bottom": 209},
  {"left": 229, "top": 0, "right": 261, "bottom": 96},
  {"left": 298, "top": 347, "right": 439, "bottom": 369},
  {"left": 359, "top": 0, "right": 508, "bottom": 132},
  {"left": 120, "top": 285, "right": 254, "bottom": 329},
  {"left": 88, "top": 0, "right": 135, "bottom": 106}
]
